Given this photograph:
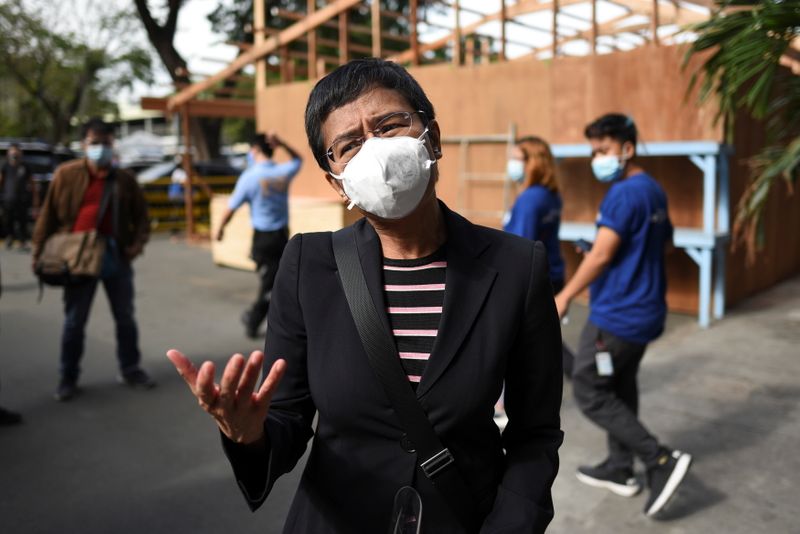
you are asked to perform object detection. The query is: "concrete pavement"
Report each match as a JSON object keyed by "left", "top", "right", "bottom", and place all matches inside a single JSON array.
[{"left": 0, "top": 236, "right": 798, "bottom": 533}]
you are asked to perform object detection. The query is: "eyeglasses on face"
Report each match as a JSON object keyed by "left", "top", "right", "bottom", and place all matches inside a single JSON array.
[{"left": 325, "top": 110, "right": 427, "bottom": 166}]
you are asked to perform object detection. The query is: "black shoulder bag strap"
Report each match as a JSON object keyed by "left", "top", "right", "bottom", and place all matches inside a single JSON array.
[{"left": 332, "top": 227, "right": 480, "bottom": 533}]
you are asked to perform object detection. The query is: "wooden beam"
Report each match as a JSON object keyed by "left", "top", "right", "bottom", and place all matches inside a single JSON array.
[
  {"left": 254, "top": 0, "right": 267, "bottom": 91},
  {"left": 308, "top": 0, "right": 318, "bottom": 78},
  {"left": 141, "top": 97, "right": 255, "bottom": 119},
  {"left": 372, "top": 0, "right": 381, "bottom": 57},
  {"left": 465, "top": 36, "right": 475, "bottom": 66},
  {"left": 388, "top": 0, "right": 585, "bottom": 63},
  {"left": 552, "top": 0, "right": 559, "bottom": 58},
  {"left": 592, "top": 0, "right": 597, "bottom": 55},
  {"left": 410, "top": 0, "right": 419, "bottom": 66},
  {"left": 168, "top": 0, "right": 363, "bottom": 110},
  {"left": 500, "top": 0, "right": 507, "bottom": 62},
  {"left": 181, "top": 106, "right": 194, "bottom": 236},
  {"left": 338, "top": 4, "right": 349, "bottom": 64},
  {"left": 652, "top": 0, "right": 660, "bottom": 45},
  {"left": 280, "top": 45, "right": 290, "bottom": 83},
  {"left": 453, "top": 0, "right": 461, "bottom": 65},
  {"left": 515, "top": 8, "right": 693, "bottom": 60}
]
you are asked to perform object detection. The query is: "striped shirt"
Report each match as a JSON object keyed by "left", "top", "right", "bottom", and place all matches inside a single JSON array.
[{"left": 383, "top": 247, "right": 447, "bottom": 391}]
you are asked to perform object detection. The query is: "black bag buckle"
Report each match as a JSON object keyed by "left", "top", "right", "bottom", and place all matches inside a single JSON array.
[{"left": 420, "top": 448, "right": 455, "bottom": 479}]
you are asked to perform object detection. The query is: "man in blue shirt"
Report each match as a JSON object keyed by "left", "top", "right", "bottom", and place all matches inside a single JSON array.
[
  {"left": 216, "top": 132, "right": 302, "bottom": 338},
  {"left": 555, "top": 114, "right": 691, "bottom": 518}
]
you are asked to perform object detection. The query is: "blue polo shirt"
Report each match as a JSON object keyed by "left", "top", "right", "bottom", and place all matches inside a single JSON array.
[
  {"left": 589, "top": 172, "right": 673, "bottom": 344},
  {"left": 228, "top": 159, "right": 302, "bottom": 231},
  {"left": 504, "top": 185, "right": 565, "bottom": 283}
]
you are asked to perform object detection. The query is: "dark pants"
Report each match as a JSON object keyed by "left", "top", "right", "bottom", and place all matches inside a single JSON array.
[
  {"left": 2, "top": 202, "right": 28, "bottom": 243},
  {"left": 572, "top": 320, "right": 661, "bottom": 471},
  {"left": 245, "top": 227, "right": 289, "bottom": 331},
  {"left": 60, "top": 263, "right": 141, "bottom": 382}
]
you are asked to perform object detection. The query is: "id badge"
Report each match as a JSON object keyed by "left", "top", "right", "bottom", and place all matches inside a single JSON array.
[{"left": 595, "top": 351, "right": 614, "bottom": 377}]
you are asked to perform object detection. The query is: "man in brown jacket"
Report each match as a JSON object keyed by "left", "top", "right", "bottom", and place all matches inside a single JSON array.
[{"left": 32, "top": 118, "right": 153, "bottom": 401}]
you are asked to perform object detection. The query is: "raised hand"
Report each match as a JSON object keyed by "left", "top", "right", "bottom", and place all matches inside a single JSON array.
[{"left": 166, "top": 349, "right": 286, "bottom": 444}]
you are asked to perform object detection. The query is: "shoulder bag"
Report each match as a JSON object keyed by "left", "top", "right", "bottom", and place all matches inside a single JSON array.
[{"left": 35, "top": 172, "right": 115, "bottom": 286}]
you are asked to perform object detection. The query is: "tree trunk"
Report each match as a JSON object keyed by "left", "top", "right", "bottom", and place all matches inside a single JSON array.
[{"left": 134, "top": 0, "right": 223, "bottom": 159}]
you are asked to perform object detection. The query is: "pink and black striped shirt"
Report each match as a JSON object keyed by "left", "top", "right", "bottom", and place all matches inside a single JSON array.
[{"left": 383, "top": 247, "right": 447, "bottom": 391}]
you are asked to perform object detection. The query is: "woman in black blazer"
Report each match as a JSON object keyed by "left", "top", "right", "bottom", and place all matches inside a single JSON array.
[{"left": 168, "top": 58, "right": 563, "bottom": 533}]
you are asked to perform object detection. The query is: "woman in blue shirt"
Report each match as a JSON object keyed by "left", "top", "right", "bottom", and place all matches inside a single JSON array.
[
  {"left": 504, "top": 136, "right": 565, "bottom": 288},
  {"left": 503, "top": 136, "right": 573, "bottom": 380}
]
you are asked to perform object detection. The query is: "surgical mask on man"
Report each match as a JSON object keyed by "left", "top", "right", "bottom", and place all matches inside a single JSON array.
[
  {"left": 591, "top": 154, "right": 625, "bottom": 183},
  {"left": 330, "top": 129, "right": 435, "bottom": 220},
  {"left": 86, "top": 144, "right": 113, "bottom": 167},
  {"left": 507, "top": 159, "right": 525, "bottom": 183}
]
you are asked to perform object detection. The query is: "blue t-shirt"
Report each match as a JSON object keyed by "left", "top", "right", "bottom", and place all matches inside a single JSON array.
[
  {"left": 504, "top": 185, "right": 565, "bottom": 283},
  {"left": 228, "top": 159, "right": 302, "bottom": 231},
  {"left": 590, "top": 172, "right": 673, "bottom": 344}
]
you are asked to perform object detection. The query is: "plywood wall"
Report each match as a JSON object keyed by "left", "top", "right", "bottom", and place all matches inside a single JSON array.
[
  {"left": 725, "top": 111, "right": 800, "bottom": 307},
  {"left": 255, "top": 44, "right": 798, "bottom": 314}
]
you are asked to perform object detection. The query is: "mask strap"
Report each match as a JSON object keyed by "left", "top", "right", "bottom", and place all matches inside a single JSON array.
[{"left": 328, "top": 171, "right": 356, "bottom": 210}]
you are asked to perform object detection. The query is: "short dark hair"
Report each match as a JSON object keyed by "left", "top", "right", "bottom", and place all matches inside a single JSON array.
[
  {"left": 584, "top": 113, "right": 637, "bottom": 146},
  {"left": 304, "top": 58, "right": 436, "bottom": 171},
  {"left": 251, "top": 133, "right": 274, "bottom": 158},
  {"left": 8, "top": 142, "right": 20, "bottom": 151},
  {"left": 81, "top": 117, "right": 113, "bottom": 139}
]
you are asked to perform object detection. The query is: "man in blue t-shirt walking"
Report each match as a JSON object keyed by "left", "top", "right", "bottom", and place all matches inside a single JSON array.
[
  {"left": 555, "top": 114, "right": 691, "bottom": 518},
  {"left": 216, "top": 132, "right": 302, "bottom": 338}
]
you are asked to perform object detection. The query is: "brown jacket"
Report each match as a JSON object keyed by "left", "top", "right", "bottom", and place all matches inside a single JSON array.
[{"left": 32, "top": 159, "right": 150, "bottom": 259}]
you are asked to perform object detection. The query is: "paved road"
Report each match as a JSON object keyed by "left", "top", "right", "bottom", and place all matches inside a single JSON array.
[{"left": 1, "top": 237, "right": 798, "bottom": 533}]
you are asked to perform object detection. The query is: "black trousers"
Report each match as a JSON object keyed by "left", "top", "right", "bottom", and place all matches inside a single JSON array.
[
  {"left": 245, "top": 227, "right": 289, "bottom": 330},
  {"left": 572, "top": 320, "right": 661, "bottom": 471},
  {"left": 2, "top": 202, "right": 28, "bottom": 243}
]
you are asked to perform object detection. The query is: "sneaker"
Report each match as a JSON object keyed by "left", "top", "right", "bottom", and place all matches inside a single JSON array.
[
  {"left": 241, "top": 311, "right": 259, "bottom": 339},
  {"left": 576, "top": 460, "right": 642, "bottom": 497},
  {"left": 644, "top": 449, "right": 693, "bottom": 517},
  {"left": 0, "top": 406, "right": 22, "bottom": 426},
  {"left": 54, "top": 379, "right": 79, "bottom": 402},
  {"left": 118, "top": 368, "right": 157, "bottom": 390}
]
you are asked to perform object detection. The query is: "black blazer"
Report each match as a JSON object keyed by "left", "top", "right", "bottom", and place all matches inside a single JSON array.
[{"left": 223, "top": 202, "right": 563, "bottom": 533}]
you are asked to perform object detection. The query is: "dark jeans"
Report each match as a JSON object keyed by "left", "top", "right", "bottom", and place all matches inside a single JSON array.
[
  {"left": 572, "top": 320, "right": 661, "bottom": 470},
  {"left": 245, "top": 227, "right": 289, "bottom": 331},
  {"left": 2, "top": 202, "right": 28, "bottom": 243},
  {"left": 61, "top": 263, "right": 141, "bottom": 382}
]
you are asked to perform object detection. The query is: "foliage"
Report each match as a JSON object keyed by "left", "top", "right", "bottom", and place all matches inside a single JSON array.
[
  {"left": 686, "top": 0, "right": 800, "bottom": 260},
  {"left": 0, "top": 0, "right": 153, "bottom": 143}
]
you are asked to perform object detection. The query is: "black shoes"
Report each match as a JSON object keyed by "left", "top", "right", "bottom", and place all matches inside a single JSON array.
[
  {"left": 0, "top": 406, "right": 22, "bottom": 426},
  {"left": 644, "top": 449, "right": 693, "bottom": 516},
  {"left": 54, "top": 379, "right": 79, "bottom": 402},
  {"left": 55, "top": 369, "right": 155, "bottom": 401},
  {"left": 576, "top": 460, "right": 643, "bottom": 497},
  {"left": 241, "top": 311, "right": 259, "bottom": 339},
  {"left": 118, "top": 368, "right": 157, "bottom": 390}
]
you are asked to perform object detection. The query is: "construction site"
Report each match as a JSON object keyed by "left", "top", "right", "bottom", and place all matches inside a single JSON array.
[{"left": 138, "top": 0, "right": 800, "bottom": 328}]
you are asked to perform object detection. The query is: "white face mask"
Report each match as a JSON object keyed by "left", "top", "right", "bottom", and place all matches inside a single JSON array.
[
  {"left": 330, "top": 129, "right": 435, "bottom": 220},
  {"left": 507, "top": 159, "right": 525, "bottom": 183}
]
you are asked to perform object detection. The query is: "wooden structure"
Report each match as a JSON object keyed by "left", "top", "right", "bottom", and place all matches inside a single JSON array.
[{"left": 157, "top": 1, "right": 800, "bottom": 323}]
